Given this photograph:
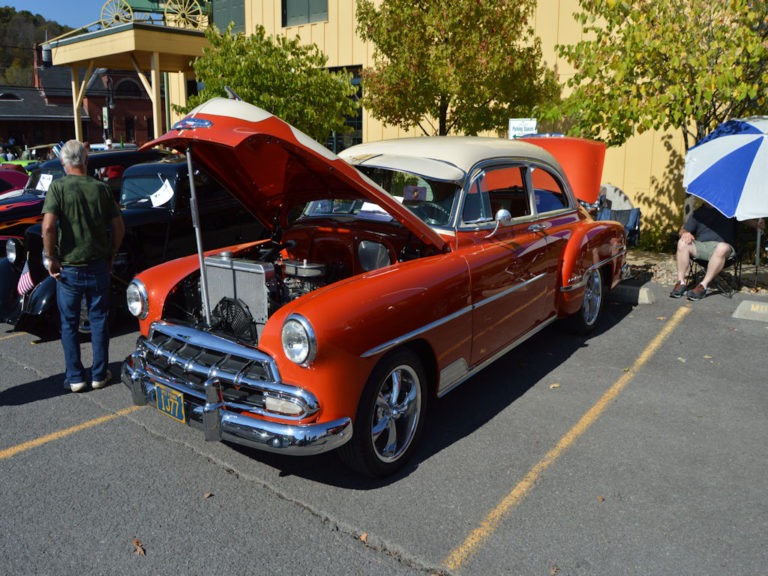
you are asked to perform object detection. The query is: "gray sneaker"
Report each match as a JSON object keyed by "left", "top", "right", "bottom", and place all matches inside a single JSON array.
[
  {"left": 670, "top": 281, "right": 687, "bottom": 298},
  {"left": 69, "top": 380, "right": 87, "bottom": 393},
  {"left": 91, "top": 369, "right": 112, "bottom": 390}
]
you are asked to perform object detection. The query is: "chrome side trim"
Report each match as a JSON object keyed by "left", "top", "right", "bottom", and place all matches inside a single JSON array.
[
  {"left": 472, "top": 273, "right": 546, "bottom": 310},
  {"left": 360, "top": 304, "right": 472, "bottom": 359},
  {"left": 437, "top": 315, "right": 558, "bottom": 397},
  {"left": 361, "top": 273, "right": 546, "bottom": 359},
  {"left": 560, "top": 250, "right": 626, "bottom": 292}
]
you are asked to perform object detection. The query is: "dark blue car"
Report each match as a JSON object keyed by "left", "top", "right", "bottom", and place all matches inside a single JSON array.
[{"left": 0, "top": 156, "right": 263, "bottom": 334}]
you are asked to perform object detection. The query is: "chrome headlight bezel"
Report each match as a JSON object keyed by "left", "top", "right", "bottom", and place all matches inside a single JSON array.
[
  {"left": 281, "top": 314, "right": 317, "bottom": 365},
  {"left": 5, "top": 238, "right": 23, "bottom": 265},
  {"left": 126, "top": 279, "right": 149, "bottom": 320}
]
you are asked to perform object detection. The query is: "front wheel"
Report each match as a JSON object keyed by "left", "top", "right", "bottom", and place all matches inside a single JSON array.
[
  {"left": 566, "top": 267, "right": 604, "bottom": 334},
  {"left": 339, "top": 349, "right": 428, "bottom": 478}
]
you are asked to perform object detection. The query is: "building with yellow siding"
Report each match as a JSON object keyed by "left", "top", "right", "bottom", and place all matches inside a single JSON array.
[{"left": 46, "top": 0, "right": 686, "bottom": 235}]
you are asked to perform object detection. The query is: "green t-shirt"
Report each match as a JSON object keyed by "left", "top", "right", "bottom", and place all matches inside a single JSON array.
[{"left": 41, "top": 174, "right": 121, "bottom": 266}]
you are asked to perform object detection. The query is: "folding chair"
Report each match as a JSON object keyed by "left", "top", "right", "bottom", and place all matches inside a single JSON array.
[
  {"left": 687, "top": 245, "right": 743, "bottom": 298},
  {"left": 597, "top": 206, "right": 641, "bottom": 247}
]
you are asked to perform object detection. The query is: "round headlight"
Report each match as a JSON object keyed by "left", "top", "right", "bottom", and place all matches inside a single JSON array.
[
  {"left": 281, "top": 314, "right": 316, "bottom": 365},
  {"left": 5, "top": 238, "right": 27, "bottom": 268},
  {"left": 126, "top": 280, "right": 148, "bottom": 319},
  {"left": 5, "top": 238, "right": 20, "bottom": 264}
]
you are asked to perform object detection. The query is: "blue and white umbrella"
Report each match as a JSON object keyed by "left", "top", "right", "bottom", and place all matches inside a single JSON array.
[{"left": 683, "top": 116, "right": 768, "bottom": 221}]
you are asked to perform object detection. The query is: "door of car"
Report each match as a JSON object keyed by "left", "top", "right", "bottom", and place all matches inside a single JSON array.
[{"left": 460, "top": 162, "right": 564, "bottom": 366}]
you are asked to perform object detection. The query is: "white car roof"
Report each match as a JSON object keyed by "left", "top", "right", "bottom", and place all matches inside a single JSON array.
[{"left": 339, "top": 136, "right": 560, "bottom": 181}]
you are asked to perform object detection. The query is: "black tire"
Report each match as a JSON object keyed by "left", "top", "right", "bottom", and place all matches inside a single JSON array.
[
  {"left": 339, "top": 349, "right": 428, "bottom": 478},
  {"left": 565, "top": 267, "right": 604, "bottom": 334}
]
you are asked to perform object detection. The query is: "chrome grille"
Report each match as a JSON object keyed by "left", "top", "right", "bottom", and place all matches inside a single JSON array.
[{"left": 134, "top": 321, "right": 318, "bottom": 419}]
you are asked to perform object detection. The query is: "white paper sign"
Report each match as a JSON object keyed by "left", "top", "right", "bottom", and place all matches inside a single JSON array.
[
  {"left": 36, "top": 173, "right": 54, "bottom": 192},
  {"left": 150, "top": 179, "right": 174, "bottom": 207},
  {"left": 508, "top": 118, "right": 537, "bottom": 139}
]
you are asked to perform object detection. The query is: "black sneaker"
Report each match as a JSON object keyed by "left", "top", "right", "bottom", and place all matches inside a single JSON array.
[
  {"left": 686, "top": 284, "right": 710, "bottom": 301},
  {"left": 670, "top": 281, "right": 687, "bottom": 298}
]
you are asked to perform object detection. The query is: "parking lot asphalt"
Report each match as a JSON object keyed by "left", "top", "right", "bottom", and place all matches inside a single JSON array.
[{"left": 1, "top": 275, "right": 767, "bottom": 575}]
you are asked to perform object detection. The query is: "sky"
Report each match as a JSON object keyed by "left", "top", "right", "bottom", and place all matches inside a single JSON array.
[{"left": 2, "top": 1, "right": 109, "bottom": 29}]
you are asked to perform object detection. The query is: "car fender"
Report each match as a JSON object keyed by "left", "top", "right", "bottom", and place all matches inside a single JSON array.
[
  {"left": 25, "top": 275, "right": 57, "bottom": 317},
  {"left": 257, "top": 252, "right": 473, "bottom": 422},
  {"left": 558, "top": 221, "right": 625, "bottom": 317}
]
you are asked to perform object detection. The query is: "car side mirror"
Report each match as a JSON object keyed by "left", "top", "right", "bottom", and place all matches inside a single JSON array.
[{"left": 485, "top": 209, "right": 513, "bottom": 238}]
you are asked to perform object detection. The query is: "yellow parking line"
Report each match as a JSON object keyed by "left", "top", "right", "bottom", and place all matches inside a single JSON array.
[
  {"left": 444, "top": 306, "right": 691, "bottom": 571},
  {"left": 0, "top": 331, "right": 27, "bottom": 341},
  {"left": 0, "top": 405, "right": 142, "bottom": 460}
]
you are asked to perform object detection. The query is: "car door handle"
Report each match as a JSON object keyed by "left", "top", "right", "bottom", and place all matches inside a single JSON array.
[{"left": 528, "top": 222, "right": 552, "bottom": 233}]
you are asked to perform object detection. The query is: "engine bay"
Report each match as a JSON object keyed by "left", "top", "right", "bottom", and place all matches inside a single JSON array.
[{"left": 162, "top": 217, "right": 440, "bottom": 344}]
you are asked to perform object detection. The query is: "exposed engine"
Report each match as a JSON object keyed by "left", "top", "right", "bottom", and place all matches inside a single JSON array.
[{"left": 204, "top": 253, "right": 329, "bottom": 344}]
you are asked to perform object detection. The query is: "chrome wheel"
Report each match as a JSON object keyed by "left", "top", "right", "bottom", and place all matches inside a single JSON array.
[
  {"left": 581, "top": 267, "right": 603, "bottom": 328},
  {"left": 371, "top": 363, "right": 422, "bottom": 463},
  {"left": 340, "top": 349, "right": 428, "bottom": 477}
]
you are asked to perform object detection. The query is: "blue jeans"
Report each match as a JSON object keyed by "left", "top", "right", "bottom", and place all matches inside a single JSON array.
[{"left": 56, "top": 260, "right": 110, "bottom": 385}]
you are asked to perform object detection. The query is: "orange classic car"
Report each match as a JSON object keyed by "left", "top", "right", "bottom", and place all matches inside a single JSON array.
[{"left": 122, "top": 97, "right": 627, "bottom": 477}]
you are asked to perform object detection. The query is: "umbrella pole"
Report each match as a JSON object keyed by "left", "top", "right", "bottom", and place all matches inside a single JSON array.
[{"left": 757, "top": 228, "right": 763, "bottom": 288}]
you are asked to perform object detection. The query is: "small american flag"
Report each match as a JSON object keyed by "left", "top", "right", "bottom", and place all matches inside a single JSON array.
[{"left": 17, "top": 262, "right": 34, "bottom": 295}]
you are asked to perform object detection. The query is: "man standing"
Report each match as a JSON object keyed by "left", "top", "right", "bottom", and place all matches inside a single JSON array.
[{"left": 42, "top": 140, "right": 125, "bottom": 392}]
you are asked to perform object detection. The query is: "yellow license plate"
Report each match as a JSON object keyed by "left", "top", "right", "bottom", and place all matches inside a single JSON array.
[{"left": 156, "top": 384, "right": 185, "bottom": 423}]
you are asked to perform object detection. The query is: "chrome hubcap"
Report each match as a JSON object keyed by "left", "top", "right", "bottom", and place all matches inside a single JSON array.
[{"left": 370, "top": 364, "right": 421, "bottom": 463}]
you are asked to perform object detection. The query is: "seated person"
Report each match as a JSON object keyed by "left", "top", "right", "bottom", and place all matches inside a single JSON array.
[{"left": 671, "top": 201, "right": 764, "bottom": 300}]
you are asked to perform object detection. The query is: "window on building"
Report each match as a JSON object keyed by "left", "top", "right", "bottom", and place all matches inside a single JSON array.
[
  {"left": 213, "top": 0, "right": 245, "bottom": 33},
  {"left": 125, "top": 116, "right": 135, "bottom": 143},
  {"left": 325, "top": 66, "right": 362, "bottom": 154},
  {"left": 115, "top": 79, "right": 142, "bottom": 99},
  {"left": 282, "top": 0, "right": 328, "bottom": 27}
]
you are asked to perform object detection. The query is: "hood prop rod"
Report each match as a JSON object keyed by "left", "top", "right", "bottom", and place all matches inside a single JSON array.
[{"left": 186, "top": 145, "right": 212, "bottom": 326}]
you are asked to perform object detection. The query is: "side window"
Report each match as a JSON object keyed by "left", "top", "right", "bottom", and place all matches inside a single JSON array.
[
  {"left": 464, "top": 165, "right": 530, "bottom": 224},
  {"left": 531, "top": 167, "right": 569, "bottom": 214}
]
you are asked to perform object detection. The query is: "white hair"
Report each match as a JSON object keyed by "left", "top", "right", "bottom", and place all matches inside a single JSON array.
[{"left": 59, "top": 139, "right": 87, "bottom": 169}]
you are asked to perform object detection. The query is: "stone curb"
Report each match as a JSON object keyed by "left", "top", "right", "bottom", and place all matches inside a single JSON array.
[{"left": 609, "top": 280, "right": 656, "bottom": 305}]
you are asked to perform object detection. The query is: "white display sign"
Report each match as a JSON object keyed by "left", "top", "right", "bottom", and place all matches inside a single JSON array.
[
  {"left": 508, "top": 118, "right": 537, "bottom": 139},
  {"left": 150, "top": 179, "right": 174, "bottom": 207},
  {"left": 36, "top": 173, "right": 54, "bottom": 192}
]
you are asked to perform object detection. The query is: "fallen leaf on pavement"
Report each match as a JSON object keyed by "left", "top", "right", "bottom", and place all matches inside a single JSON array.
[
  {"left": 549, "top": 382, "right": 560, "bottom": 389},
  {"left": 132, "top": 538, "right": 146, "bottom": 556},
  {"left": 359, "top": 532, "right": 368, "bottom": 544}
]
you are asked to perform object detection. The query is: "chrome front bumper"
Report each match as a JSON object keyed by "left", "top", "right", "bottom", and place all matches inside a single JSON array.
[{"left": 121, "top": 354, "right": 352, "bottom": 456}]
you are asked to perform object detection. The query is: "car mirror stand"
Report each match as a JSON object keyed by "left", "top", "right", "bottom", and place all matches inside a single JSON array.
[{"left": 485, "top": 209, "right": 513, "bottom": 239}]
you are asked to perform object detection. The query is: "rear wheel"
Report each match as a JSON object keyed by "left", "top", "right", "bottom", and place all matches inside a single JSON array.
[
  {"left": 566, "top": 267, "right": 604, "bottom": 334},
  {"left": 339, "top": 349, "right": 427, "bottom": 478}
]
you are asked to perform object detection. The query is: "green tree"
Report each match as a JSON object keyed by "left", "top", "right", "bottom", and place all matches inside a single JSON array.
[
  {"left": 180, "top": 25, "right": 359, "bottom": 143},
  {"left": 552, "top": 0, "right": 768, "bottom": 150},
  {"left": 0, "top": 7, "right": 71, "bottom": 86},
  {"left": 356, "top": 0, "right": 560, "bottom": 136}
]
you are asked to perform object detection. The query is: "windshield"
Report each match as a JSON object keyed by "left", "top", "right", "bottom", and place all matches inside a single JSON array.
[
  {"left": 121, "top": 173, "right": 178, "bottom": 208},
  {"left": 357, "top": 166, "right": 460, "bottom": 227},
  {"left": 300, "top": 198, "right": 394, "bottom": 222},
  {"left": 24, "top": 165, "right": 63, "bottom": 197}
]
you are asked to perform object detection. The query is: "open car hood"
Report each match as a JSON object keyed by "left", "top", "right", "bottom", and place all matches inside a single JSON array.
[
  {"left": 142, "top": 98, "right": 448, "bottom": 253},
  {"left": 520, "top": 136, "right": 606, "bottom": 204}
]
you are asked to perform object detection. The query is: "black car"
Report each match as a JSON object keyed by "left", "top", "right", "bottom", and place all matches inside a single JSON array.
[
  {"left": 0, "top": 148, "right": 172, "bottom": 258},
  {"left": 0, "top": 157, "right": 263, "bottom": 333}
]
